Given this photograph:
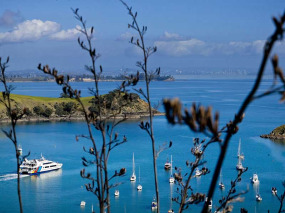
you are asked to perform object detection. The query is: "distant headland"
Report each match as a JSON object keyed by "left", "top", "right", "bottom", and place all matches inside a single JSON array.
[
  {"left": 0, "top": 91, "right": 163, "bottom": 123},
  {"left": 260, "top": 125, "right": 285, "bottom": 140}
]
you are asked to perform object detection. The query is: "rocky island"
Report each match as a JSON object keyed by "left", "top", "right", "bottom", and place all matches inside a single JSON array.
[
  {"left": 0, "top": 90, "right": 163, "bottom": 123},
  {"left": 260, "top": 125, "right": 285, "bottom": 140}
]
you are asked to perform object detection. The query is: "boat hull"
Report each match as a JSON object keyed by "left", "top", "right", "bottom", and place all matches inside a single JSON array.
[{"left": 24, "top": 167, "right": 62, "bottom": 175}]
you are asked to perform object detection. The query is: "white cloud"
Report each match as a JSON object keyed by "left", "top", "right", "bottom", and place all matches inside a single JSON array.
[
  {"left": 117, "top": 32, "right": 135, "bottom": 41},
  {"left": 154, "top": 35, "right": 285, "bottom": 57},
  {"left": 49, "top": 25, "right": 82, "bottom": 40},
  {"left": 155, "top": 39, "right": 209, "bottom": 56},
  {"left": 0, "top": 19, "right": 60, "bottom": 43},
  {"left": 161, "top": 31, "right": 184, "bottom": 41}
]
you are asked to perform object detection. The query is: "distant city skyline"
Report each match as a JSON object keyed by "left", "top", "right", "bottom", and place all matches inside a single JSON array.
[{"left": 0, "top": 0, "right": 284, "bottom": 75}]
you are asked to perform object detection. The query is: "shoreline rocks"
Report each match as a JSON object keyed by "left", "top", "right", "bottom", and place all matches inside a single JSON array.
[
  {"left": 0, "top": 112, "right": 165, "bottom": 124},
  {"left": 260, "top": 124, "right": 285, "bottom": 140}
]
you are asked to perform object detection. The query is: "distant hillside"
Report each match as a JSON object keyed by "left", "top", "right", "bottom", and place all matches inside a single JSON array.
[{"left": 0, "top": 91, "right": 162, "bottom": 123}]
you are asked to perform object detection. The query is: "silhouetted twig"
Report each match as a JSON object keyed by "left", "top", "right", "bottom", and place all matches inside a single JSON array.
[{"left": 0, "top": 57, "right": 30, "bottom": 213}]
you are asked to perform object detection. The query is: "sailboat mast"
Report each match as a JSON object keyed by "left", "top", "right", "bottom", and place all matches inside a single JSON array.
[
  {"left": 133, "top": 152, "right": 135, "bottom": 175},
  {"left": 238, "top": 139, "right": 241, "bottom": 157},
  {"left": 170, "top": 155, "right": 173, "bottom": 176},
  {"left": 139, "top": 166, "right": 140, "bottom": 183}
]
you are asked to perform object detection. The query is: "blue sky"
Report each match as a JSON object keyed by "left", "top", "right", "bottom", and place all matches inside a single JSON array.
[{"left": 0, "top": 0, "right": 284, "bottom": 75}]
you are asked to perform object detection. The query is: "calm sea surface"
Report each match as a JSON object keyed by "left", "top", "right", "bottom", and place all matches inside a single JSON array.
[{"left": 0, "top": 80, "right": 284, "bottom": 212}]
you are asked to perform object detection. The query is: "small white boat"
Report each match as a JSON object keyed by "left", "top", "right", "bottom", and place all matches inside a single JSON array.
[
  {"left": 272, "top": 187, "right": 277, "bottom": 195},
  {"left": 236, "top": 157, "right": 244, "bottom": 171},
  {"left": 169, "top": 155, "right": 174, "bottom": 183},
  {"left": 151, "top": 197, "right": 157, "bottom": 210},
  {"left": 130, "top": 152, "right": 136, "bottom": 181},
  {"left": 137, "top": 184, "right": 142, "bottom": 191},
  {"left": 20, "top": 154, "right": 62, "bottom": 175},
  {"left": 236, "top": 163, "right": 244, "bottom": 171},
  {"left": 205, "top": 197, "right": 212, "bottom": 208},
  {"left": 256, "top": 185, "right": 262, "bottom": 201},
  {"left": 137, "top": 166, "right": 142, "bottom": 191},
  {"left": 195, "top": 168, "right": 202, "bottom": 176},
  {"left": 169, "top": 180, "right": 174, "bottom": 213},
  {"left": 17, "top": 144, "right": 22, "bottom": 156},
  {"left": 251, "top": 173, "right": 259, "bottom": 184},
  {"left": 256, "top": 194, "right": 262, "bottom": 201},
  {"left": 219, "top": 170, "right": 225, "bottom": 189},
  {"left": 164, "top": 157, "right": 171, "bottom": 170},
  {"left": 80, "top": 201, "right": 86, "bottom": 207},
  {"left": 114, "top": 190, "right": 119, "bottom": 196},
  {"left": 237, "top": 139, "right": 245, "bottom": 160}
]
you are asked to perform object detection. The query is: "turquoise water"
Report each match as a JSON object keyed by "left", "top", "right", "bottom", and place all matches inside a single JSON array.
[{"left": 0, "top": 80, "right": 284, "bottom": 212}]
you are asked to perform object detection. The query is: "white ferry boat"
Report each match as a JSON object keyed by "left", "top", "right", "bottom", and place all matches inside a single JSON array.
[{"left": 20, "top": 155, "right": 62, "bottom": 175}]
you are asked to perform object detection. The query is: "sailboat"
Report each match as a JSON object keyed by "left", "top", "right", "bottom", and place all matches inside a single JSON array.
[
  {"left": 91, "top": 204, "right": 94, "bottom": 213},
  {"left": 130, "top": 152, "right": 136, "bottom": 181},
  {"left": 205, "top": 197, "right": 212, "bottom": 209},
  {"left": 17, "top": 144, "right": 22, "bottom": 156},
  {"left": 169, "top": 155, "right": 174, "bottom": 183},
  {"left": 195, "top": 168, "right": 202, "bottom": 176},
  {"left": 151, "top": 196, "right": 157, "bottom": 210},
  {"left": 271, "top": 187, "right": 277, "bottom": 195},
  {"left": 164, "top": 156, "right": 171, "bottom": 170},
  {"left": 251, "top": 173, "right": 259, "bottom": 184},
  {"left": 219, "top": 170, "right": 225, "bottom": 189},
  {"left": 168, "top": 182, "right": 174, "bottom": 213},
  {"left": 256, "top": 185, "right": 262, "bottom": 201},
  {"left": 137, "top": 166, "right": 142, "bottom": 190},
  {"left": 237, "top": 139, "right": 244, "bottom": 159},
  {"left": 236, "top": 156, "right": 244, "bottom": 171}
]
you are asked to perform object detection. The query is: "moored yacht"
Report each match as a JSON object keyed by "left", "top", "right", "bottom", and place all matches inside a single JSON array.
[
  {"left": 20, "top": 155, "right": 62, "bottom": 175},
  {"left": 164, "top": 158, "right": 171, "bottom": 170},
  {"left": 169, "top": 155, "right": 174, "bottom": 183},
  {"left": 137, "top": 166, "right": 142, "bottom": 191},
  {"left": 256, "top": 185, "right": 262, "bottom": 201},
  {"left": 251, "top": 173, "right": 259, "bottom": 184},
  {"left": 17, "top": 144, "right": 22, "bottom": 156},
  {"left": 195, "top": 168, "right": 202, "bottom": 176},
  {"left": 151, "top": 196, "right": 157, "bottom": 210},
  {"left": 219, "top": 170, "right": 225, "bottom": 189},
  {"left": 272, "top": 187, "right": 277, "bottom": 195},
  {"left": 256, "top": 194, "right": 262, "bottom": 201},
  {"left": 205, "top": 197, "right": 212, "bottom": 209},
  {"left": 236, "top": 157, "right": 244, "bottom": 171},
  {"left": 130, "top": 152, "right": 136, "bottom": 181}
]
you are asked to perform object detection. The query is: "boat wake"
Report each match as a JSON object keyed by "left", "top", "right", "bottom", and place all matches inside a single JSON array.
[{"left": 0, "top": 173, "right": 29, "bottom": 182}]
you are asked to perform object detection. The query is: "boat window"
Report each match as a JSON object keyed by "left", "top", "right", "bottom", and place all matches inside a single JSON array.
[
  {"left": 50, "top": 165, "right": 56, "bottom": 167},
  {"left": 43, "top": 162, "right": 52, "bottom": 165},
  {"left": 45, "top": 166, "right": 50, "bottom": 168}
]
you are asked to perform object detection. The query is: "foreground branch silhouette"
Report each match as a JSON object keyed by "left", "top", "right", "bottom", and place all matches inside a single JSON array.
[
  {"left": 38, "top": 9, "right": 134, "bottom": 213},
  {"left": 121, "top": 1, "right": 172, "bottom": 212},
  {"left": 0, "top": 57, "right": 30, "bottom": 213}
]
